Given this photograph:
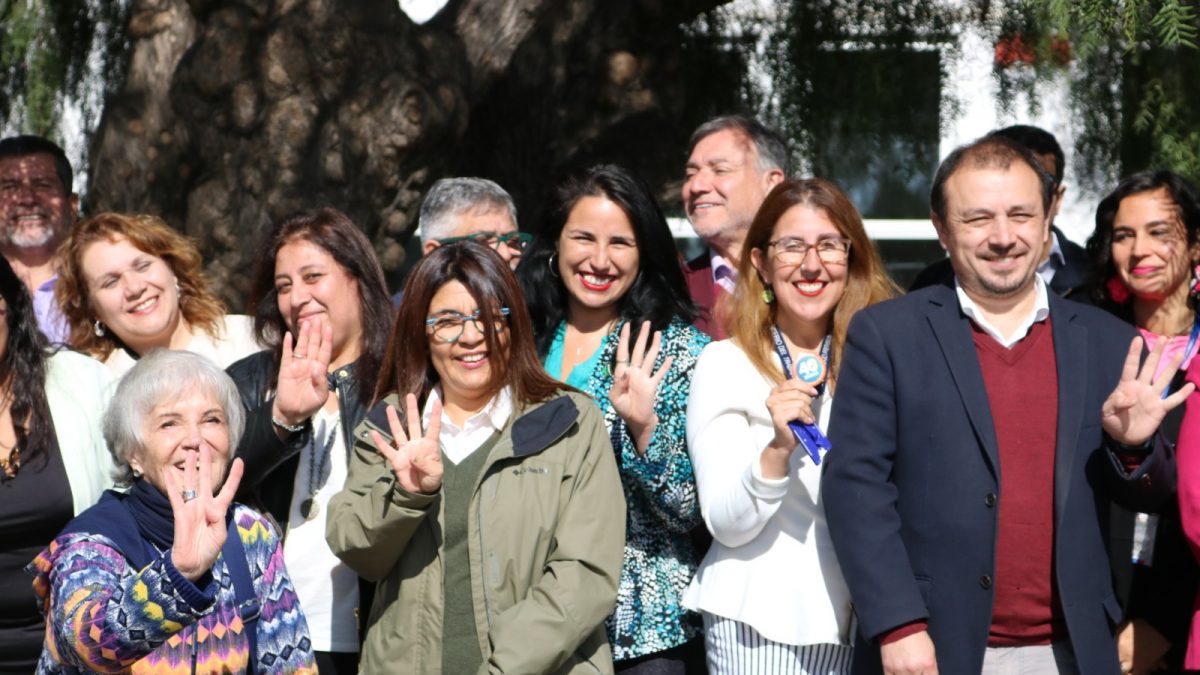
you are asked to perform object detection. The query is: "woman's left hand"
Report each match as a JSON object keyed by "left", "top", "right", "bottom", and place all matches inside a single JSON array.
[
  {"left": 165, "top": 445, "right": 244, "bottom": 582},
  {"left": 609, "top": 320, "right": 673, "bottom": 454}
]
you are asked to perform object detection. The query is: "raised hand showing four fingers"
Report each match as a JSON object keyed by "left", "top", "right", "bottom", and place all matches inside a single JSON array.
[
  {"left": 1102, "top": 336, "right": 1197, "bottom": 446},
  {"left": 370, "top": 393, "right": 445, "bottom": 495},
  {"left": 164, "top": 446, "right": 244, "bottom": 582},
  {"left": 609, "top": 320, "right": 674, "bottom": 454},
  {"left": 272, "top": 316, "right": 334, "bottom": 432}
]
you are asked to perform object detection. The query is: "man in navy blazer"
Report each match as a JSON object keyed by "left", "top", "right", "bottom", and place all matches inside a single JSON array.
[{"left": 822, "top": 136, "right": 1192, "bottom": 674}]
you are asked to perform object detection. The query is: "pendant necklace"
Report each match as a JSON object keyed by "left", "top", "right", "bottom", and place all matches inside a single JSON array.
[
  {"left": 0, "top": 388, "right": 18, "bottom": 480},
  {"left": 299, "top": 419, "right": 338, "bottom": 521}
]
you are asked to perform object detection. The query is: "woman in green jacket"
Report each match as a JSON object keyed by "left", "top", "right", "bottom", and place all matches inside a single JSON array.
[{"left": 326, "top": 241, "right": 627, "bottom": 674}]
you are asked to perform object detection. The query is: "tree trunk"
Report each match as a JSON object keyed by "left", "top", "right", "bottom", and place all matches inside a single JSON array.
[{"left": 88, "top": 0, "right": 741, "bottom": 306}]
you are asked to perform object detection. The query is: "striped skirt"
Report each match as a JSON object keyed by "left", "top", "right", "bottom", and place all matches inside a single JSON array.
[{"left": 702, "top": 613, "right": 852, "bottom": 675}]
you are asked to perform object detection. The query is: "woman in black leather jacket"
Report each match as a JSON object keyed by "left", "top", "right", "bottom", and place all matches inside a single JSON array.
[{"left": 227, "top": 207, "right": 392, "bottom": 675}]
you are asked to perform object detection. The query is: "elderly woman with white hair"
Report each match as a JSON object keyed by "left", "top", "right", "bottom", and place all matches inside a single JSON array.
[{"left": 28, "top": 350, "right": 316, "bottom": 674}]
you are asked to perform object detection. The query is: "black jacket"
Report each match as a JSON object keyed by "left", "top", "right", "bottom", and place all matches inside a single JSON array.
[{"left": 226, "top": 349, "right": 374, "bottom": 646}]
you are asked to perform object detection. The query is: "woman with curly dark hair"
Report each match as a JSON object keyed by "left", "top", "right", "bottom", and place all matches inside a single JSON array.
[
  {"left": 0, "top": 255, "right": 113, "bottom": 670},
  {"left": 1092, "top": 171, "right": 1200, "bottom": 673},
  {"left": 227, "top": 207, "right": 392, "bottom": 674},
  {"left": 518, "top": 164, "right": 710, "bottom": 672}
]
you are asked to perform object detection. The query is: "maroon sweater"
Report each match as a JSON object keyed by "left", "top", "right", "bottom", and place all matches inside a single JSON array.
[{"left": 974, "top": 318, "right": 1068, "bottom": 646}]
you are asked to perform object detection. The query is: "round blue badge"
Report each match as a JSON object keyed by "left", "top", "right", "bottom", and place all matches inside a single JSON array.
[{"left": 795, "top": 354, "right": 825, "bottom": 384}]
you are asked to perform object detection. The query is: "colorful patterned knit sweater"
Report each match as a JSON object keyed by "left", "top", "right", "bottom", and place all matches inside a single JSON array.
[
  {"left": 28, "top": 504, "right": 317, "bottom": 674},
  {"left": 573, "top": 316, "right": 710, "bottom": 660}
]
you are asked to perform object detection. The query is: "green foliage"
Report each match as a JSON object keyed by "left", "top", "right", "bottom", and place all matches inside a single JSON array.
[
  {"left": 762, "top": 0, "right": 957, "bottom": 217},
  {"left": 1013, "top": 0, "right": 1200, "bottom": 183},
  {"left": 0, "top": 0, "right": 129, "bottom": 144}
]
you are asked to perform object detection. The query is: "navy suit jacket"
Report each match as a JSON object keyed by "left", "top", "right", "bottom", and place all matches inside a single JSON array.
[{"left": 822, "top": 283, "right": 1176, "bottom": 674}]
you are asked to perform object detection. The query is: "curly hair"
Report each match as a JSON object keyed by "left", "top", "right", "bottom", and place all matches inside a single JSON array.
[
  {"left": 0, "top": 256, "right": 53, "bottom": 469},
  {"left": 55, "top": 213, "right": 228, "bottom": 359}
]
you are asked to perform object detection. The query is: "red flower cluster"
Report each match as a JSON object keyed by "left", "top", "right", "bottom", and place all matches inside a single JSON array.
[
  {"left": 995, "top": 34, "right": 1035, "bottom": 67},
  {"left": 994, "top": 34, "right": 1072, "bottom": 68}
]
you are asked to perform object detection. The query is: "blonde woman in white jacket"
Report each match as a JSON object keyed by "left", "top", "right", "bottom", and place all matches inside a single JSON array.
[{"left": 684, "top": 179, "right": 897, "bottom": 674}]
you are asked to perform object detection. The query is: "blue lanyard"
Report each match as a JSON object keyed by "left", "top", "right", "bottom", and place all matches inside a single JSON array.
[
  {"left": 770, "top": 327, "right": 833, "bottom": 464},
  {"left": 1160, "top": 316, "right": 1200, "bottom": 400}
]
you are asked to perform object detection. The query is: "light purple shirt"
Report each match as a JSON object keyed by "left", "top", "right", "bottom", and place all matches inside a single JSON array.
[
  {"left": 710, "top": 250, "right": 737, "bottom": 295},
  {"left": 33, "top": 275, "right": 70, "bottom": 345}
]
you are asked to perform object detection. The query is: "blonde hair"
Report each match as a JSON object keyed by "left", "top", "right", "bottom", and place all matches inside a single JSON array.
[
  {"left": 56, "top": 212, "right": 228, "bottom": 359},
  {"left": 725, "top": 179, "right": 899, "bottom": 387}
]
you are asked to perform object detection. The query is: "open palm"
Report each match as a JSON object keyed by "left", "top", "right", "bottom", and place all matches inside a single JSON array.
[
  {"left": 609, "top": 320, "right": 673, "bottom": 454},
  {"left": 165, "top": 446, "right": 244, "bottom": 582},
  {"left": 1102, "top": 336, "right": 1195, "bottom": 445},
  {"left": 370, "top": 393, "right": 444, "bottom": 494},
  {"left": 274, "top": 317, "right": 334, "bottom": 426}
]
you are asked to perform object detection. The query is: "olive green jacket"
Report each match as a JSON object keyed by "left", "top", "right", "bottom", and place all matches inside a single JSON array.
[{"left": 326, "top": 391, "right": 626, "bottom": 674}]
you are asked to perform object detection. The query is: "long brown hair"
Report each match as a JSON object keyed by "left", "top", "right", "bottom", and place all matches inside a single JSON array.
[
  {"left": 727, "top": 178, "right": 899, "bottom": 386},
  {"left": 248, "top": 208, "right": 391, "bottom": 406},
  {"left": 56, "top": 212, "right": 228, "bottom": 359},
  {"left": 376, "top": 241, "right": 565, "bottom": 413}
]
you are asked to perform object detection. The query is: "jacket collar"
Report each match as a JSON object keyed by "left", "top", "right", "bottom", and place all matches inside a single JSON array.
[
  {"left": 510, "top": 395, "right": 580, "bottom": 457},
  {"left": 363, "top": 392, "right": 580, "bottom": 460}
]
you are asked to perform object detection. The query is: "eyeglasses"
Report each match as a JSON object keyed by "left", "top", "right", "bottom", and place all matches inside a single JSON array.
[
  {"left": 437, "top": 231, "right": 532, "bottom": 253},
  {"left": 425, "top": 307, "right": 511, "bottom": 343},
  {"left": 766, "top": 236, "right": 851, "bottom": 265}
]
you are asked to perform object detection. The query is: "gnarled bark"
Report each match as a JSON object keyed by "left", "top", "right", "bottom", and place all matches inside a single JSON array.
[{"left": 88, "top": 0, "right": 738, "bottom": 305}]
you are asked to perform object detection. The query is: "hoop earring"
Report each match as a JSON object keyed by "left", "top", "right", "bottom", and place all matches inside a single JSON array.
[
  {"left": 548, "top": 253, "right": 560, "bottom": 278},
  {"left": 93, "top": 320, "right": 105, "bottom": 337}
]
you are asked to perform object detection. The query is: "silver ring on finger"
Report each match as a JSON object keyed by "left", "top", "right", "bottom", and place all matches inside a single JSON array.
[
  {"left": 182, "top": 489, "right": 197, "bottom": 502},
  {"left": 293, "top": 352, "right": 306, "bottom": 359}
]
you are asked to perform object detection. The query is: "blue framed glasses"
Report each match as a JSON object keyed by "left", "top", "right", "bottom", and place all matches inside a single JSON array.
[{"left": 425, "top": 307, "right": 511, "bottom": 343}]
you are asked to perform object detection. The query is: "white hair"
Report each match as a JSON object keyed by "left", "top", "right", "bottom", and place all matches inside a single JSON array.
[{"left": 103, "top": 349, "right": 245, "bottom": 485}]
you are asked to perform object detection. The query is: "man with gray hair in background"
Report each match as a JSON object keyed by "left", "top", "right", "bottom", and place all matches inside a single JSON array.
[
  {"left": 681, "top": 115, "right": 790, "bottom": 338},
  {"left": 417, "top": 176, "right": 527, "bottom": 269},
  {"left": 392, "top": 176, "right": 528, "bottom": 305}
]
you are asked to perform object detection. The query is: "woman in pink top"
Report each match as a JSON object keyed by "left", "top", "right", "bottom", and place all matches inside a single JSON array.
[{"left": 1090, "top": 170, "right": 1200, "bottom": 674}]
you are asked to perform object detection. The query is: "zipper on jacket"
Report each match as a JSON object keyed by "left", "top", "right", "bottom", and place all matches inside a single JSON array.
[
  {"left": 472, "top": 396, "right": 578, "bottom": 654},
  {"left": 476, "top": 476, "right": 495, "bottom": 630}
]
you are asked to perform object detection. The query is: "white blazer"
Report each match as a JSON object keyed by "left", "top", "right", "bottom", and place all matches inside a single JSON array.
[
  {"left": 103, "top": 314, "right": 262, "bottom": 377},
  {"left": 683, "top": 339, "right": 852, "bottom": 646},
  {"left": 46, "top": 349, "right": 116, "bottom": 514}
]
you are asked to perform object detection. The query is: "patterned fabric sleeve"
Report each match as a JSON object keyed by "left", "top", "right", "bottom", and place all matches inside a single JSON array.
[
  {"left": 30, "top": 533, "right": 216, "bottom": 672},
  {"left": 237, "top": 506, "right": 317, "bottom": 673},
  {"left": 604, "top": 319, "right": 710, "bottom": 534},
  {"left": 30, "top": 506, "right": 316, "bottom": 675}
]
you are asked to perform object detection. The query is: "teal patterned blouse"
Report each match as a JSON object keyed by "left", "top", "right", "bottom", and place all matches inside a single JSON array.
[{"left": 544, "top": 316, "right": 710, "bottom": 660}]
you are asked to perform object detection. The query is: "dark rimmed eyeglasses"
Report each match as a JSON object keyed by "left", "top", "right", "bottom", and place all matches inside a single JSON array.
[
  {"left": 437, "top": 231, "right": 532, "bottom": 252},
  {"left": 425, "top": 307, "right": 511, "bottom": 343}
]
